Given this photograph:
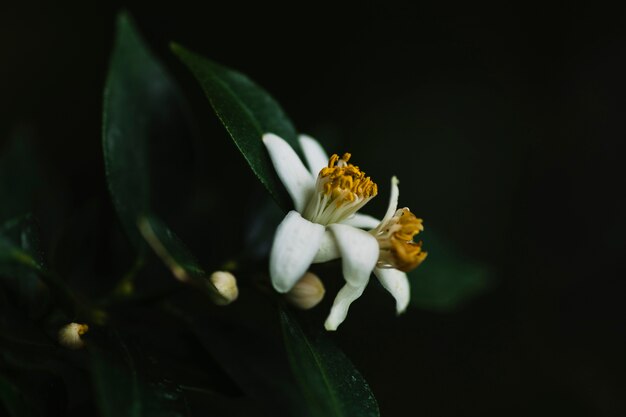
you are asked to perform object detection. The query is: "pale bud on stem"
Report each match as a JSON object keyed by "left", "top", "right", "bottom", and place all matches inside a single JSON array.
[
  {"left": 210, "top": 271, "right": 239, "bottom": 305},
  {"left": 285, "top": 272, "right": 325, "bottom": 310},
  {"left": 58, "top": 323, "right": 89, "bottom": 350}
]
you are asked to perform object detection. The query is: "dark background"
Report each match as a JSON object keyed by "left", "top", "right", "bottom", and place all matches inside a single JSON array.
[{"left": 2, "top": 2, "right": 625, "bottom": 416}]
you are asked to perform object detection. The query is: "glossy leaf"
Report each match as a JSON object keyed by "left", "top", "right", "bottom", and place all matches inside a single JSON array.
[
  {"left": 171, "top": 43, "right": 298, "bottom": 210},
  {"left": 280, "top": 309, "right": 379, "bottom": 417},
  {"left": 409, "top": 230, "right": 493, "bottom": 311},
  {"left": 103, "top": 12, "right": 194, "bottom": 252}
]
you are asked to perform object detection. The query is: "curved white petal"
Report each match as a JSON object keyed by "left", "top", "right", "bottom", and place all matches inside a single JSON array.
[
  {"left": 324, "top": 283, "right": 366, "bottom": 331},
  {"left": 327, "top": 224, "right": 379, "bottom": 287},
  {"left": 263, "top": 133, "right": 315, "bottom": 212},
  {"left": 312, "top": 230, "right": 340, "bottom": 263},
  {"left": 322, "top": 224, "right": 379, "bottom": 330},
  {"left": 298, "top": 134, "right": 329, "bottom": 175},
  {"left": 270, "top": 211, "right": 325, "bottom": 293},
  {"left": 374, "top": 267, "right": 410, "bottom": 314},
  {"left": 377, "top": 176, "right": 400, "bottom": 230},
  {"left": 340, "top": 213, "right": 381, "bottom": 230}
]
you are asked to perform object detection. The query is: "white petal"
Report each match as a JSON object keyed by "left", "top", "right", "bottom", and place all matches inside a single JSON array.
[
  {"left": 324, "top": 283, "right": 366, "bottom": 331},
  {"left": 263, "top": 133, "right": 315, "bottom": 212},
  {"left": 298, "top": 134, "right": 329, "bottom": 175},
  {"left": 270, "top": 211, "right": 325, "bottom": 293},
  {"left": 327, "top": 224, "right": 379, "bottom": 286},
  {"left": 322, "top": 224, "right": 379, "bottom": 330},
  {"left": 377, "top": 176, "right": 400, "bottom": 230},
  {"left": 374, "top": 267, "right": 410, "bottom": 314},
  {"left": 340, "top": 213, "right": 381, "bottom": 230},
  {"left": 312, "top": 230, "right": 341, "bottom": 263}
]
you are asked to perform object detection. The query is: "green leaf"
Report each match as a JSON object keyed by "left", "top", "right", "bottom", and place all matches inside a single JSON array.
[
  {"left": 0, "top": 217, "right": 75, "bottom": 317},
  {"left": 409, "top": 230, "right": 493, "bottom": 311},
  {"left": 171, "top": 43, "right": 298, "bottom": 210},
  {"left": 91, "top": 335, "right": 188, "bottom": 417},
  {"left": 0, "top": 215, "right": 49, "bottom": 317},
  {"left": 279, "top": 309, "right": 379, "bottom": 417},
  {"left": 102, "top": 12, "right": 205, "bottom": 299},
  {"left": 103, "top": 12, "right": 195, "bottom": 252},
  {"left": 0, "top": 127, "right": 41, "bottom": 223},
  {"left": 168, "top": 301, "right": 307, "bottom": 417},
  {"left": 137, "top": 214, "right": 227, "bottom": 303}
]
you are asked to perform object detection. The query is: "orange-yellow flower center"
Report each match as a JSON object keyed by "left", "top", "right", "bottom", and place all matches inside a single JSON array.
[
  {"left": 374, "top": 208, "right": 427, "bottom": 272},
  {"left": 303, "top": 153, "right": 378, "bottom": 225}
]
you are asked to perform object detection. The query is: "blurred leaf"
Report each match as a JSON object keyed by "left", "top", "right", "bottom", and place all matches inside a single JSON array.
[
  {"left": 409, "top": 230, "right": 493, "bottom": 311},
  {"left": 164, "top": 298, "right": 305, "bottom": 417},
  {"left": 171, "top": 43, "right": 298, "bottom": 210},
  {"left": 91, "top": 336, "right": 188, "bottom": 417},
  {"left": 103, "top": 12, "right": 195, "bottom": 253},
  {"left": 102, "top": 12, "right": 206, "bottom": 301},
  {"left": 0, "top": 217, "right": 75, "bottom": 317},
  {"left": 137, "top": 214, "right": 226, "bottom": 303},
  {"left": 0, "top": 127, "right": 41, "bottom": 223},
  {"left": 280, "top": 309, "right": 379, "bottom": 417},
  {"left": 0, "top": 215, "right": 49, "bottom": 317},
  {"left": 0, "top": 374, "right": 39, "bottom": 417}
]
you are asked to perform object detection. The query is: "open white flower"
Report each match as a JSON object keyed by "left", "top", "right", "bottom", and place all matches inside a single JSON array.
[{"left": 263, "top": 133, "right": 426, "bottom": 330}]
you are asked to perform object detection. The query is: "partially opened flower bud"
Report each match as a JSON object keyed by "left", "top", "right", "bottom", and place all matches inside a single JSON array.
[
  {"left": 58, "top": 323, "right": 89, "bottom": 349},
  {"left": 210, "top": 271, "right": 239, "bottom": 305},
  {"left": 285, "top": 272, "right": 325, "bottom": 310}
]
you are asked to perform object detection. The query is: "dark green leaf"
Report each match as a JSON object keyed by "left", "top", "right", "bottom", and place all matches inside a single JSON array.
[
  {"left": 0, "top": 216, "right": 75, "bottom": 317},
  {"left": 409, "top": 230, "right": 493, "bottom": 311},
  {"left": 0, "top": 127, "right": 41, "bottom": 223},
  {"left": 91, "top": 344, "right": 142, "bottom": 417},
  {"left": 103, "top": 12, "right": 195, "bottom": 252},
  {"left": 280, "top": 309, "right": 379, "bottom": 417},
  {"left": 137, "top": 214, "right": 226, "bottom": 303},
  {"left": 91, "top": 336, "right": 188, "bottom": 417},
  {"left": 163, "top": 298, "right": 306, "bottom": 417},
  {"left": 171, "top": 43, "right": 298, "bottom": 210}
]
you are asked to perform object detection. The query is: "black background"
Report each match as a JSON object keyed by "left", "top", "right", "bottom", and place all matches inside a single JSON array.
[{"left": 2, "top": 2, "right": 625, "bottom": 416}]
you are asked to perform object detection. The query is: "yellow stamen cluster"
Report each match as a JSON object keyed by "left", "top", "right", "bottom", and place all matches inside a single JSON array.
[
  {"left": 318, "top": 153, "right": 378, "bottom": 204},
  {"left": 303, "top": 153, "right": 378, "bottom": 225},
  {"left": 375, "top": 208, "right": 427, "bottom": 272}
]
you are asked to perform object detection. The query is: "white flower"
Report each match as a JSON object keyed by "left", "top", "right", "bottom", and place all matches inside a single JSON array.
[{"left": 263, "top": 133, "right": 426, "bottom": 330}]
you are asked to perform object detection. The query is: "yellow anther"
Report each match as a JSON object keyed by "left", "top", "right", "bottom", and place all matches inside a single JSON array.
[
  {"left": 375, "top": 208, "right": 427, "bottom": 272},
  {"left": 303, "top": 151, "right": 378, "bottom": 225},
  {"left": 328, "top": 154, "right": 339, "bottom": 168},
  {"left": 77, "top": 324, "right": 89, "bottom": 335},
  {"left": 390, "top": 239, "right": 427, "bottom": 272},
  {"left": 318, "top": 152, "right": 378, "bottom": 203}
]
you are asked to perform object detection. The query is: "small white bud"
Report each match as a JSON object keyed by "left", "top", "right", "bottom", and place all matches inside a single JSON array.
[
  {"left": 285, "top": 272, "right": 325, "bottom": 310},
  {"left": 58, "top": 323, "right": 89, "bottom": 349},
  {"left": 210, "top": 271, "right": 239, "bottom": 305}
]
